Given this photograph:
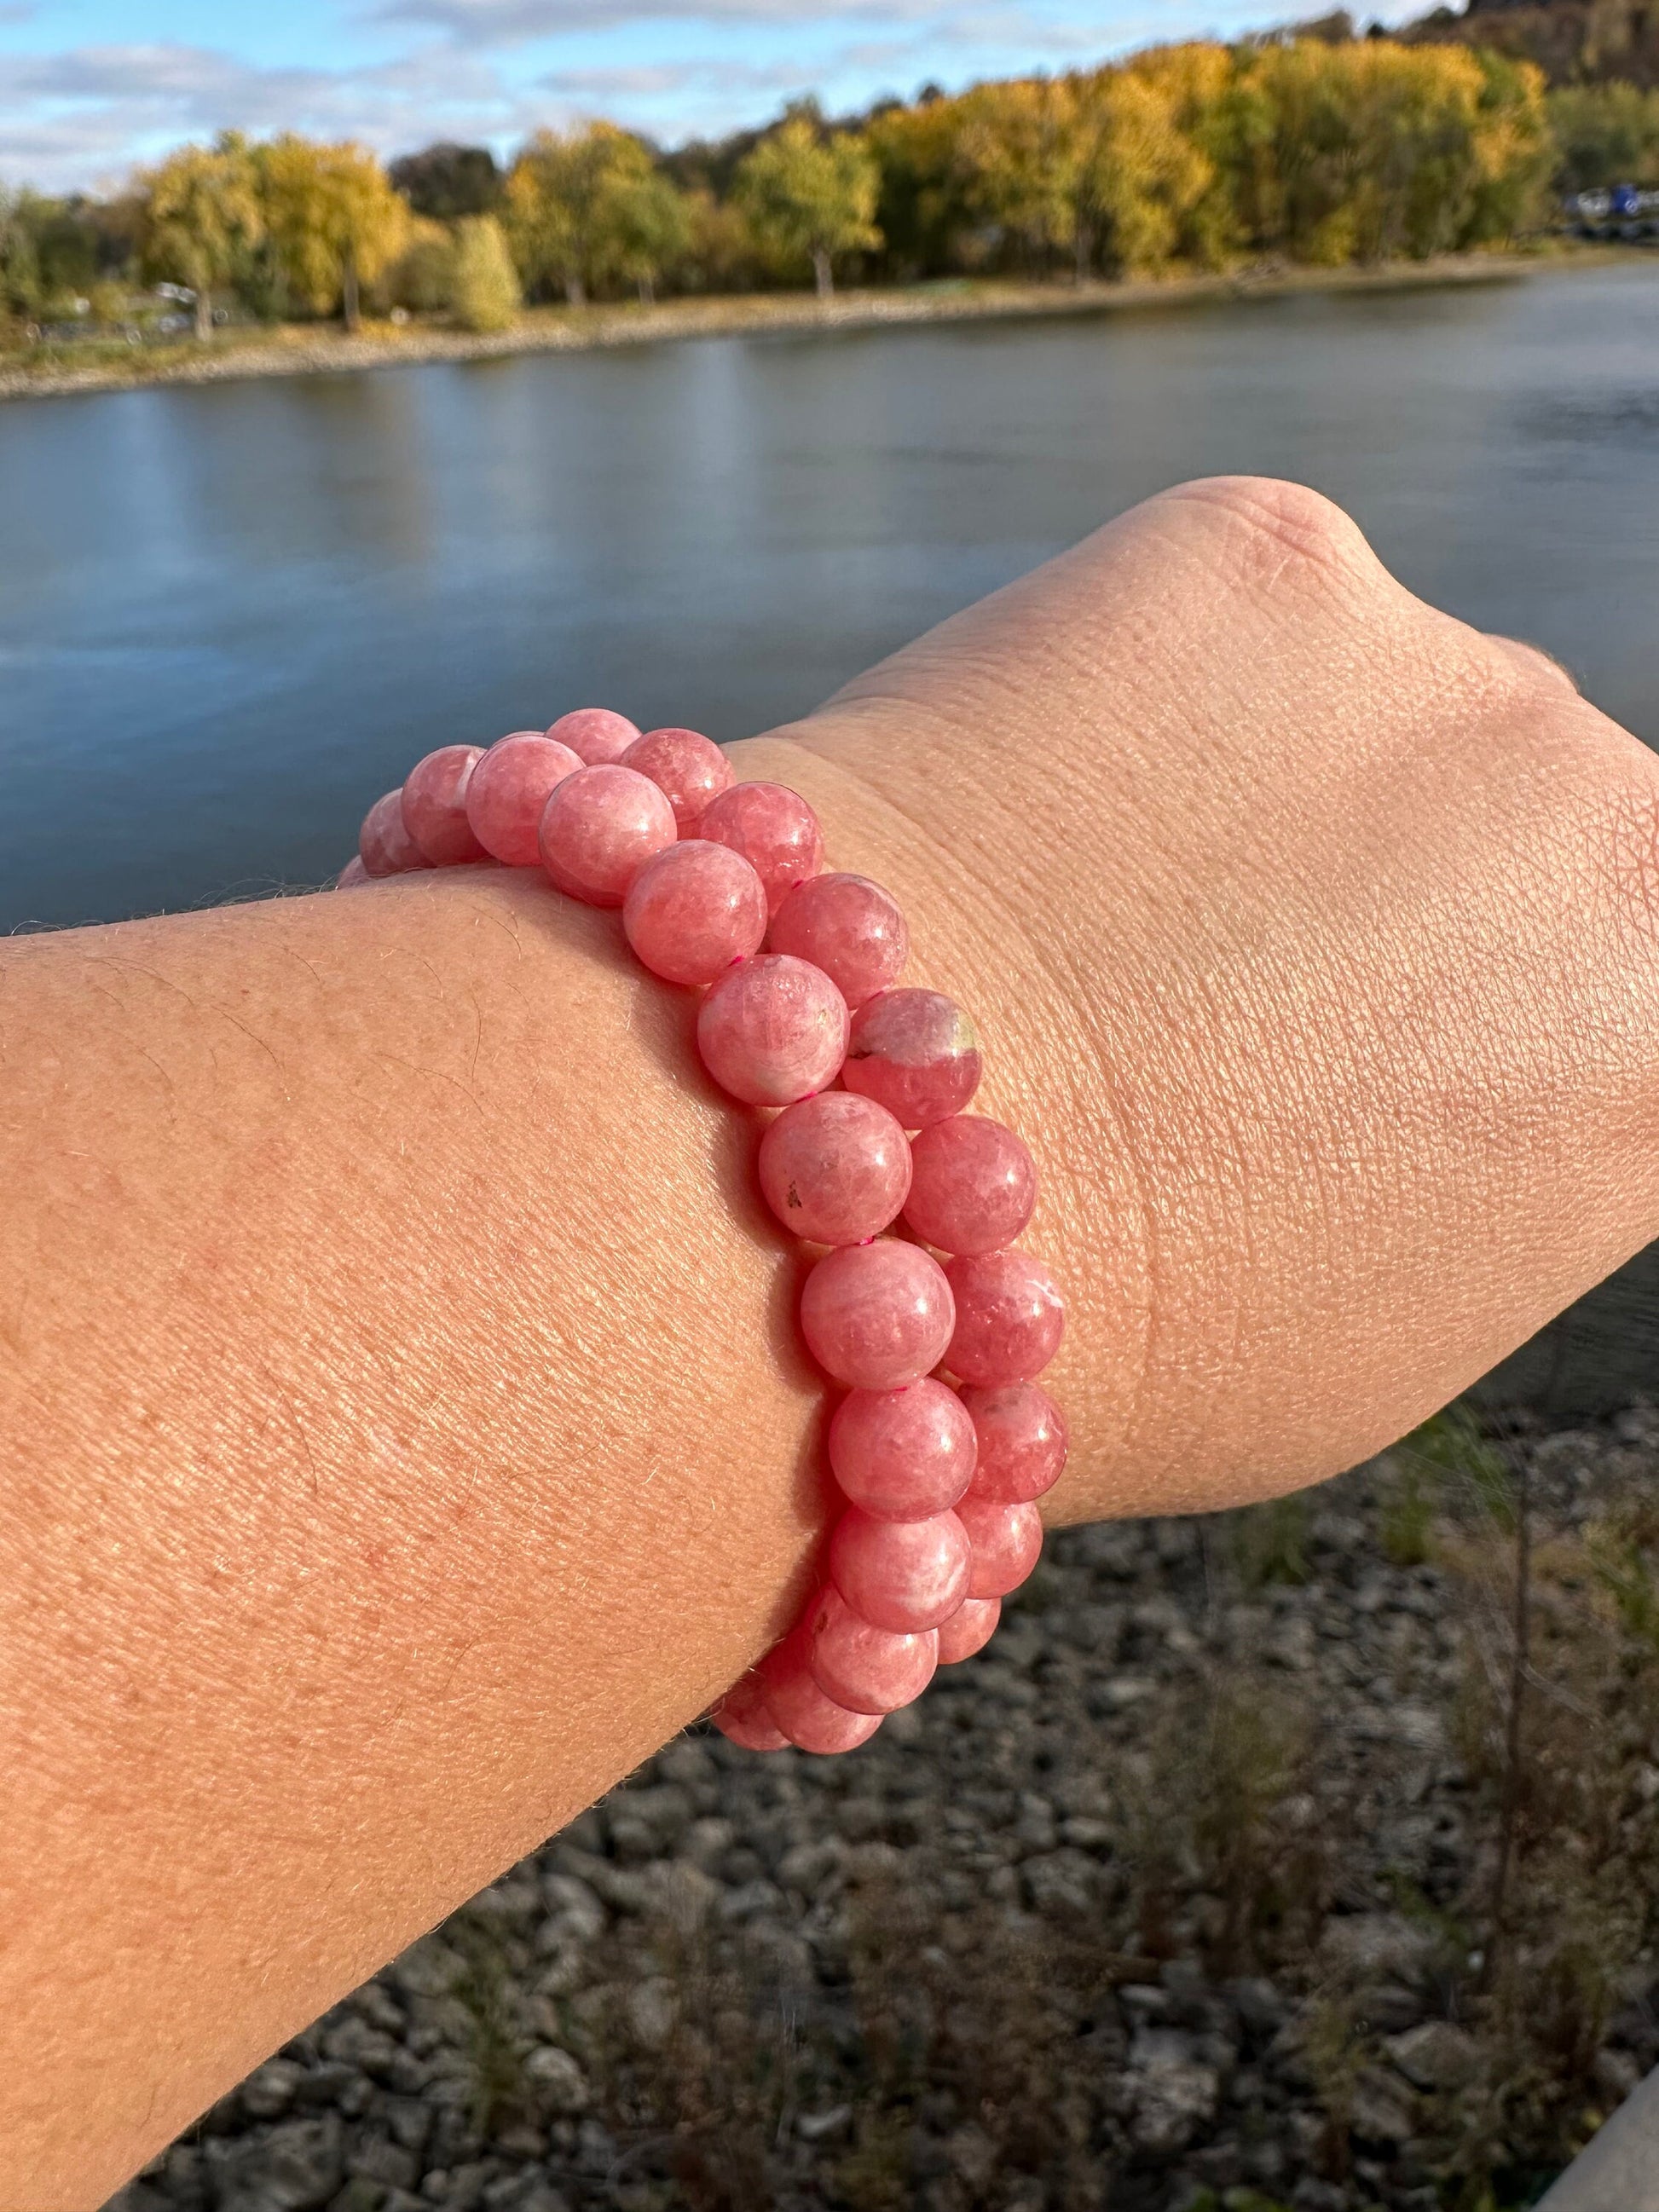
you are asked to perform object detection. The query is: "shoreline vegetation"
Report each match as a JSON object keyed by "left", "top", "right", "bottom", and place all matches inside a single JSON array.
[
  {"left": 0, "top": 245, "right": 1641, "bottom": 405},
  {"left": 7, "top": 28, "right": 1659, "bottom": 411}
]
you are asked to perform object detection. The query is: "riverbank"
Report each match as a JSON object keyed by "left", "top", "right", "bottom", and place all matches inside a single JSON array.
[{"left": 2, "top": 246, "right": 1641, "bottom": 406}]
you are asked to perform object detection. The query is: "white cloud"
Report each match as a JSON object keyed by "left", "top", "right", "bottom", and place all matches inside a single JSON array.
[
  {"left": 373, "top": 0, "right": 964, "bottom": 42},
  {"left": 0, "top": 40, "right": 541, "bottom": 191}
]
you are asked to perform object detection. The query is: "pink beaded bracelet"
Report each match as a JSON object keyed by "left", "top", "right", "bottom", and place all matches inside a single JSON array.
[{"left": 342, "top": 712, "right": 1067, "bottom": 1756}]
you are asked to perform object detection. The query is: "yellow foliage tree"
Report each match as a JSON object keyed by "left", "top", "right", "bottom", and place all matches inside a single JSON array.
[
  {"left": 448, "top": 214, "right": 521, "bottom": 332},
  {"left": 951, "top": 79, "right": 1082, "bottom": 273},
  {"left": 1072, "top": 65, "right": 1222, "bottom": 276},
  {"left": 260, "top": 137, "right": 408, "bottom": 331},
  {"left": 141, "top": 133, "right": 263, "bottom": 340},
  {"left": 732, "top": 116, "right": 882, "bottom": 297},
  {"left": 504, "top": 123, "right": 686, "bottom": 304}
]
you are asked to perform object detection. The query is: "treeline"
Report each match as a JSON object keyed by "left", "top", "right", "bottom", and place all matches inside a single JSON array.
[{"left": 3, "top": 37, "right": 1657, "bottom": 339}]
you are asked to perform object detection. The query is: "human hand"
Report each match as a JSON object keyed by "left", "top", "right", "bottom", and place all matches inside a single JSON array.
[{"left": 743, "top": 476, "right": 1659, "bottom": 1517}]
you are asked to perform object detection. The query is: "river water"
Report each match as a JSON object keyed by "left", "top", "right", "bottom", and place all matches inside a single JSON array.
[{"left": 1, "top": 260, "right": 1656, "bottom": 933}]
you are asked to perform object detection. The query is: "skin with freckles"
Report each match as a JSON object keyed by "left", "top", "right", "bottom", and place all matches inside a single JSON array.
[{"left": 5, "top": 477, "right": 1659, "bottom": 2204}]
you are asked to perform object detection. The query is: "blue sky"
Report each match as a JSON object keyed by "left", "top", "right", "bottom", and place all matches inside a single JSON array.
[{"left": 2, "top": 0, "right": 1417, "bottom": 193}]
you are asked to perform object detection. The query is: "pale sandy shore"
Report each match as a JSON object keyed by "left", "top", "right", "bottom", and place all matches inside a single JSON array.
[{"left": 0, "top": 248, "right": 1627, "bottom": 407}]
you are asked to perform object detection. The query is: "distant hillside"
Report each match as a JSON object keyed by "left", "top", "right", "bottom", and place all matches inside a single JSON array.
[{"left": 1401, "top": 0, "right": 1659, "bottom": 88}]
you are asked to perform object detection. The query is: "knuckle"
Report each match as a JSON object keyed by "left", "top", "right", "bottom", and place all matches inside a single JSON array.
[{"left": 1158, "top": 474, "right": 1377, "bottom": 593}]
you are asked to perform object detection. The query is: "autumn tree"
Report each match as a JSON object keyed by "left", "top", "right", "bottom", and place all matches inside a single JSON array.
[
  {"left": 733, "top": 116, "right": 881, "bottom": 296},
  {"left": 141, "top": 134, "right": 263, "bottom": 339},
  {"left": 260, "top": 137, "right": 408, "bottom": 331},
  {"left": 864, "top": 94, "right": 973, "bottom": 278},
  {"left": 448, "top": 213, "right": 521, "bottom": 331},
  {"left": 505, "top": 123, "right": 672, "bottom": 303},
  {"left": 606, "top": 164, "right": 691, "bottom": 302},
  {"left": 951, "top": 79, "right": 1082, "bottom": 274},
  {"left": 1072, "top": 63, "right": 1224, "bottom": 276}
]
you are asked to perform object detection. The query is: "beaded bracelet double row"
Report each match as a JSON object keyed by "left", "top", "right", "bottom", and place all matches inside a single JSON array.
[{"left": 341, "top": 711, "right": 1067, "bottom": 1756}]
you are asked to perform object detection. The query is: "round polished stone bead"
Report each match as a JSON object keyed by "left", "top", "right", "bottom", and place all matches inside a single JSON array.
[
  {"left": 465, "top": 732, "right": 582, "bottom": 866},
  {"left": 768, "top": 873, "right": 909, "bottom": 1009},
  {"left": 828, "top": 1378, "right": 976, "bottom": 1520},
  {"left": 359, "top": 788, "right": 434, "bottom": 876},
  {"left": 336, "top": 856, "right": 372, "bottom": 889},
  {"left": 955, "top": 1494, "right": 1043, "bottom": 1598},
  {"left": 828, "top": 1506, "right": 971, "bottom": 1632},
  {"left": 799, "top": 1240, "right": 955, "bottom": 1390},
  {"left": 546, "top": 707, "right": 642, "bottom": 765},
  {"left": 808, "top": 1585, "right": 938, "bottom": 1715},
  {"left": 620, "top": 726, "right": 733, "bottom": 833},
  {"left": 402, "top": 745, "right": 488, "bottom": 864},
  {"left": 701, "top": 782, "right": 824, "bottom": 916},
  {"left": 761, "top": 1636, "right": 882, "bottom": 1753},
  {"left": 945, "top": 1250, "right": 1065, "bottom": 1387},
  {"left": 904, "top": 1114, "right": 1036, "bottom": 1255},
  {"left": 538, "top": 763, "right": 678, "bottom": 908},
  {"left": 697, "top": 953, "right": 848, "bottom": 1106},
  {"left": 935, "top": 1595, "right": 1001, "bottom": 1665},
  {"left": 842, "top": 989, "right": 982, "bottom": 1129},
  {"left": 623, "top": 839, "right": 767, "bottom": 986},
  {"left": 757, "top": 1092, "right": 910, "bottom": 1245},
  {"left": 710, "top": 1670, "right": 789, "bottom": 1752},
  {"left": 959, "top": 1382, "right": 1067, "bottom": 1503}
]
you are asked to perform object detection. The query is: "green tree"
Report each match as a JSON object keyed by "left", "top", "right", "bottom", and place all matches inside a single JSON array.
[
  {"left": 505, "top": 124, "right": 628, "bottom": 303},
  {"left": 141, "top": 135, "right": 263, "bottom": 339},
  {"left": 733, "top": 116, "right": 881, "bottom": 296},
  {"left": 1547, "top": 80, "right": 1659, "bottom": 193},
  {"left": 260, "top": 137, "right": 408, "bottom": 332},
  {"left": 605, "top": 164, "right": 691, "bottom": 303},
  {"left": 0, "top": 190, "right": 45, "bottom": 325},
  {"left": 448, "top": 213, "right": 521, "bottom": 331}
]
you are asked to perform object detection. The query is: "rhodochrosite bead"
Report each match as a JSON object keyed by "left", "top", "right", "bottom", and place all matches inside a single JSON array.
[
  {"left": 539, "top": 764, "right": 677, "bottom": 907},
  {"left": 800, "top": 1240, "right": 954, "bottom": 1390},
  {"left": 621, "top": 726, "right": 733, "bottom": 833},
  {"left": 402, "top": 745, "right": 488, "bottom": 864},
  {"left": 546, "top": 707, "right": 641, "bottom": 765},
  {"left": 936, "top": 1595, "right": 1000, "bottom": 1664},
  {"left": 465, "top": 732, "right": 582, "bottom": 866},
  {"left": 762, "top": 1637, "right": 882, "bottom": 1753},
  {"left": 808, "top": 1586, "right": 938, "bottom": 1714},
  {"left": 711, "top": 1671, "right": 789, "bottom": 1752},
  {"left": 359, "top": 789, "right": 434, "bottom": 876},
  {"left": 905, "top": 1115, "right": 1036, "bottom": 1255},
  {"left": 828, "top": 1378, "right": 976, "bottom": 1520},
  {"left": 623, "top": 840, "right": 767, "bottom": 986},
  {"left": 697, "top": 954, "right": 848, "bottom": 1106},
  {"left": 701, "top": 782, "right": 824, "bottom": 915},
  {"left": 945, "top": 1250, "right": 1065, "bottom": 1387},
  {"left": 336, "top": 856, "right": 371, "bottom": 889},
  {"left": 757, "top": 1092, "right": 910, "bottom": 1245},
  {"left": 956, "top": 1494, "right": 1043, "bottom": 1597},
  {"left": 829, "top": 1506, "right": 970, "bottom": 1632},
  {"left": 959, "top": 1383, "right": 1067, "bottom": 1502},
  {"left": 768, "top": 874, "right": 909, "bottom": 1010},
  {"left": 842, "top": 989, "right": 981, "bottom": 1129}
]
